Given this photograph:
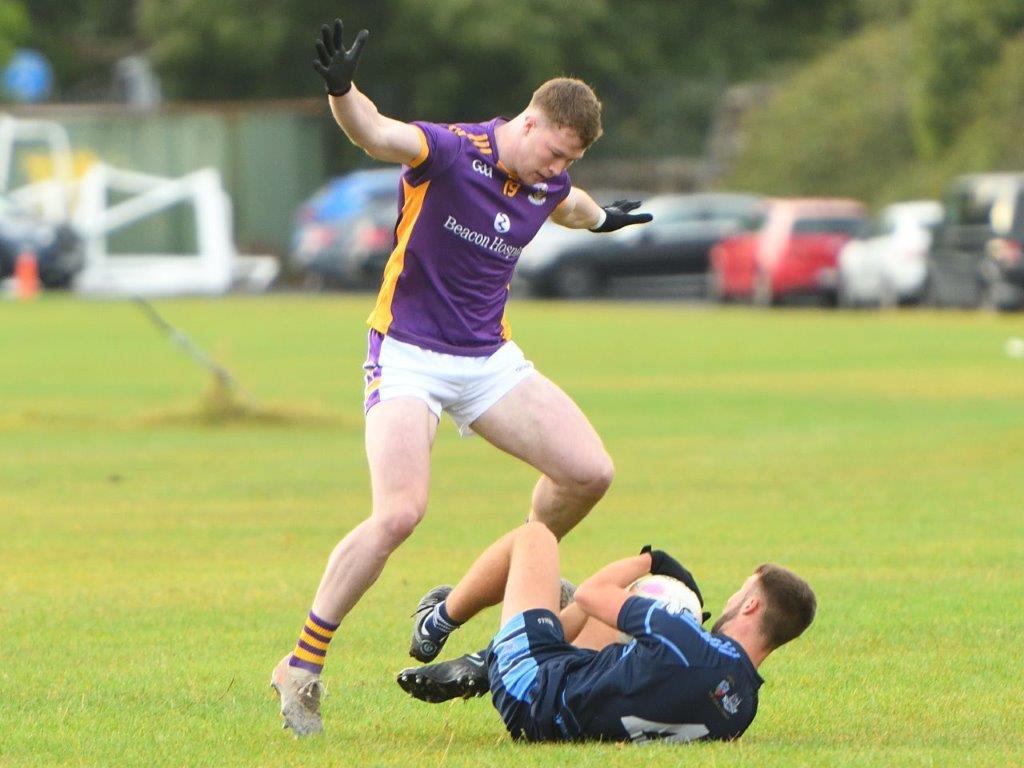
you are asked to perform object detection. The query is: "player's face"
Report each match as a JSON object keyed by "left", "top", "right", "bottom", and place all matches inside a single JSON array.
[
  {"left": 711, "top": 573, "right": 760, "bottom": 634},
  {"left": 520, "top": 118, "right": 585, "bottom": 184}
]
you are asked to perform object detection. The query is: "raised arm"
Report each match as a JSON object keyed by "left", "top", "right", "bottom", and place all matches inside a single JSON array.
[
  {"left": 313, "top": 19, "right": 424, "bottom": 166},
  {"left": 551, "top": 188, "right": 654, "bottom": 232}
]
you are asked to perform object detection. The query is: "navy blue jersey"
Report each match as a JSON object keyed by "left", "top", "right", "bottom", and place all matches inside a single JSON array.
[{"left": 535, "top": 596, "right": 764, "bottom": 743}]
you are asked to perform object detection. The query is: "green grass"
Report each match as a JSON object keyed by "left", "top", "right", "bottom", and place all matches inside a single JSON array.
[{"left": 1, "top": 296, "right": 1022, "bottom": 767}]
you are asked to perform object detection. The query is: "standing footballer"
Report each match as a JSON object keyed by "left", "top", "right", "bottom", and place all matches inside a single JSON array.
[{"left": 271, "top": 18, "right": 653, "bottom": 736}]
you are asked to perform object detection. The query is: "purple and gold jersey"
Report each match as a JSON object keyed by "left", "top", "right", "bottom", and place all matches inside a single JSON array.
[{"left": 367, "top": 118, "right": 572, "bottom": 356}]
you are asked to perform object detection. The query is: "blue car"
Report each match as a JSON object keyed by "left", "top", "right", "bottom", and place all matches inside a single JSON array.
[{"left": 291, "top": 168, "right": 401, "bottom": 289}]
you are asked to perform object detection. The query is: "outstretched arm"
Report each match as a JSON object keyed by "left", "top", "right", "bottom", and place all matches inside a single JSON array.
[
  {"left": 551, "top": 188, "right": 654, "bottom": 232},
  {"left": 550, "top": 187, "right": 606, "bottom": 229},
  {"left": 313, "top": 19, "right": 424, "bottom": 165}
]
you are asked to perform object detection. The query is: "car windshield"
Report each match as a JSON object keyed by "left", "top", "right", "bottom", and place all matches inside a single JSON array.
[
  {"left": 638, "top": 197, "right": 696, "bottom": 221},
  {"left": 739, "top": 211, "right": 767, "bottom": 232},
  {"left": 792, "top": 217, "right": 862, "bottom": 235},
  {"left": 945, "top": 181, "right": 1020, "bottom": 230}
]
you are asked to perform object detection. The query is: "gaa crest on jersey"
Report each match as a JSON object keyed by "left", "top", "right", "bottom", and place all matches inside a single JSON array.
[
  {"left": 471, "top": 159, "right": 493, "bottom": 178},
  {"left": 528, "top": 183, "right": 549, "bottom": 206},
  {"left": 493, "top": 212, "right": 511, "bottom": 233}
]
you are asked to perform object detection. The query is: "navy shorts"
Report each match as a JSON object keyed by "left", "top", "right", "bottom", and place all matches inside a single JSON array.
[{"left": 486, "top": 608, "right": 581, "bottom": 741}]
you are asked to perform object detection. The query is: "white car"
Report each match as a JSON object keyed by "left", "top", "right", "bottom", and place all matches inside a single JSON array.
[{"left": 837, "top": 201, "right": 943, "bottom": 306}]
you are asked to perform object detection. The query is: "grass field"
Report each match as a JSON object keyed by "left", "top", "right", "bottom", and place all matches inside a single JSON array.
[{"left": 1, "top": 295, "right": 1022, "bottom": 767}]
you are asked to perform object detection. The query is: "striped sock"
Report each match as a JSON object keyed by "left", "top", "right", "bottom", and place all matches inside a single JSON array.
[
  {"left": 289, "top": 611, "right": 339, "bottom": 674},
  {"left": 421, "top": 600, "right": 461, "bottom": 644}
]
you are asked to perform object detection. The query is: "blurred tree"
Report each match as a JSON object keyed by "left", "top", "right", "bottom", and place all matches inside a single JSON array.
[
  {"left": 25, "top": 0, "right": 879, "bottom": 154},
  {"left": 24, "top": 0, "right": 134, "bottom": 99},
  {"left": 910, "top": 0, "right": 1002, "bottom": 158},
  {"left": 0, "top": 0, "right": 30, "bottom": 82},
  {"left": 720, "top": 23, "right": 919, "bottom": 202}
]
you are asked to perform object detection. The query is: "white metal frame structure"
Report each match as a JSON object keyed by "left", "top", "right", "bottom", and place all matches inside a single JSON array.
[{"left": 0, "top": 112, "right": 277, "bottom": 295}]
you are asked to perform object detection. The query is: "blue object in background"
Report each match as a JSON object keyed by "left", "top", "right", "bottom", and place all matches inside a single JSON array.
[
  {"left": 305, "top": 168, "right": 402, "bottom": 220},
  {"left": 3, "top": 49, "right": 54, "bottom": 103}
]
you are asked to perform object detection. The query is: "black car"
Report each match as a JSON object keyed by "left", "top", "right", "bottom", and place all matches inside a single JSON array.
[
  {"left": 0, "top": 198, "right": 83, "bottom": 288},
  {"left": 516, "top": 192, "right": 763, "bottom": 298},
  {"left": 927, "top": 173, "right": 1024, "bottom": 310}
]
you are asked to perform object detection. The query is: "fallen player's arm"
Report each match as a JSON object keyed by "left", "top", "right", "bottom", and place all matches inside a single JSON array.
[{"left": 573, "top": 552, "right": 653, "bottom": 628}]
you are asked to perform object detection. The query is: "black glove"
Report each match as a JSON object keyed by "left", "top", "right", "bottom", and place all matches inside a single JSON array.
[
  {"left": 640, "top": 545, "right": 711, "bottom": 623},
  {"left": 590, "top": 200, "right": 653, "bottom": 233},
  {"left": 313, "top": 18, "right": 369, "bottom": 97}
]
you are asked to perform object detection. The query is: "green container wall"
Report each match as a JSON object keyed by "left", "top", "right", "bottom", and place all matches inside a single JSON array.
[{"left": 7, "top": 103, "right": 337, "bottom": 256}]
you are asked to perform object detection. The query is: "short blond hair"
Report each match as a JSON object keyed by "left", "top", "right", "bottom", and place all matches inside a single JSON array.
[{"left": 529, "top": 77, "right": 603, "bottom": 148}]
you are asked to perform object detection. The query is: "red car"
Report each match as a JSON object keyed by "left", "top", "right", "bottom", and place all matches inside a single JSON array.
[{"left": 710, "top": 198, "right": 867, "bottom": 304}]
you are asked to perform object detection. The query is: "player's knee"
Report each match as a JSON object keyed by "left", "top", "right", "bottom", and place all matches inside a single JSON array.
[
  {"left": 373, "top": 504, "right": 425, "bottom": 547},
  {"left": 577, "top": 452, "right": 614, "bottom": 500},
  {"left": 516, "top": 520, "right": 559, "bottom": 550}
]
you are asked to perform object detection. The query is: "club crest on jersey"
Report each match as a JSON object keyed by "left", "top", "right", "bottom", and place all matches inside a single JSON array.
[
  {"left": 528, "top": 183, "right": 548, "bottom": 206},
  {"left": 471, "top": 159, "right": 493, "bottom": 178},
  {"left": 503, "top": 179, "right": 521, "bottom": 198},
  {"left": 710, "top": 677, "right": 742, "bottom": 717},
  {"left": 493, "top": 212, "right": 511, "bottom": 233}
]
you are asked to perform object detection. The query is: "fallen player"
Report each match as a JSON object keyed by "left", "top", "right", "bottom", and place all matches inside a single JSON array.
[{"left": 397, "top": 522, "right": 815, "bottom": 743}]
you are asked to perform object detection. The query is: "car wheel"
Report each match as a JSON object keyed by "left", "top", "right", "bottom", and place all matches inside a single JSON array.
[
  {"left": 878, "top": 280, "right": 898, "bottom": 310},
  {"left": 303, "top": 271, "right": 327, "bottom": 292},
  {"left": 752, "top": 270, "right": 775, "bottom": 307},
  {"left": 837, "top": 278, "right": 856, "bottom": 309},
  {"left": 922, "top": 273, "right": 943, "bottom": 308},
  {"left": 552, "top": 262, "right": 601, "bottom": 299},
  {"left": 707, "top": 269, "right": 728, "bottom": 303},
  {"left": 981, "top": 276, "right": 1024, "bottom": 312}
]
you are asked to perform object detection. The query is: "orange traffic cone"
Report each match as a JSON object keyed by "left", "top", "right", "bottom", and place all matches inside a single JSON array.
[{"left": 14, "top": 251, "right": 40, "bottom": 299}]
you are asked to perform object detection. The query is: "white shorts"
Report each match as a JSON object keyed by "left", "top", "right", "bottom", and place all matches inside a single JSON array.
[{"left": 363, "top": 330, "right": 535, "bottom": 436}]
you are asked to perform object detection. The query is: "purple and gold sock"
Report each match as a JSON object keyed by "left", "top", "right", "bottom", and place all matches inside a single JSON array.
[{"left": 289, "top": 611, "right": 339, "bottom": 674}]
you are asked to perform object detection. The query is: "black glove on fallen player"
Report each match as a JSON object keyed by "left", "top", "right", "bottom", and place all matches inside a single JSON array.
[
  {"left": 313, "top": 18, "right": 369, "bottom": 97},
  {"left": 590, "top": 200, "right": 653, "bottom": 233},
  {"left": 640, "top": 545, "right": 712, "bottom": 623}
]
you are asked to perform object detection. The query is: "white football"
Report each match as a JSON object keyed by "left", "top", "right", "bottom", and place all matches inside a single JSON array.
[
  {"left": 618, "top": 575, "right": 703, "bottom": 642},
  {"left": 632, "top": 574, "right": 702, "bottom": 616}
]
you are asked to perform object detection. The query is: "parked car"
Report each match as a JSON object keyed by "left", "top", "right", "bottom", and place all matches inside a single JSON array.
[
  {"left": 291, "top": 168, "right": 401, "bottom": 289},
  {"left": 709, "top": 198, "right": 867, "bottom": 305},
  {"left": 0, "top": 197, "right": 83, "bottom": 288},
  {"left": 516, "top": 192, "right": 762, "bottom": 298},
  {"left": 837, "top": 201, "right": 943, "bottom": 307},
  {"left": 927, "top": 173, "right": 1024, "bottom": 310}
]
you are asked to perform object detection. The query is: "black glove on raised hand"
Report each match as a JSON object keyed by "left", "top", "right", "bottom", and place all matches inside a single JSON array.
[
  {"left": 590, "top": 200, "right": 653, "bottom": 233},
  {"left": 313, "top": 19, "right": 369, "bottom": 97},
  {"left": 640, "top": 545, "right": 711, "bottom": 623}
]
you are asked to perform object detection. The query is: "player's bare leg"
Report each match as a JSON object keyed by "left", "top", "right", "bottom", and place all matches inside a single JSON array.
[
  {"left": 274, "top": 397, "right": 436, "bottom": 735},
  {"left": 471, "top": 373, "right": 614, "bottom": 538},
  {"left": 311, "top": 397, "right": 437, "bottom": 621},
  {"left": 398, "top": 523, "right": 560, "bottom": 701},
  {"left": 440, "top": 530, "right": 517, "bottom": 620},
  {"left": 499, "top": 521, "right": 562, "bottom": 623}
]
